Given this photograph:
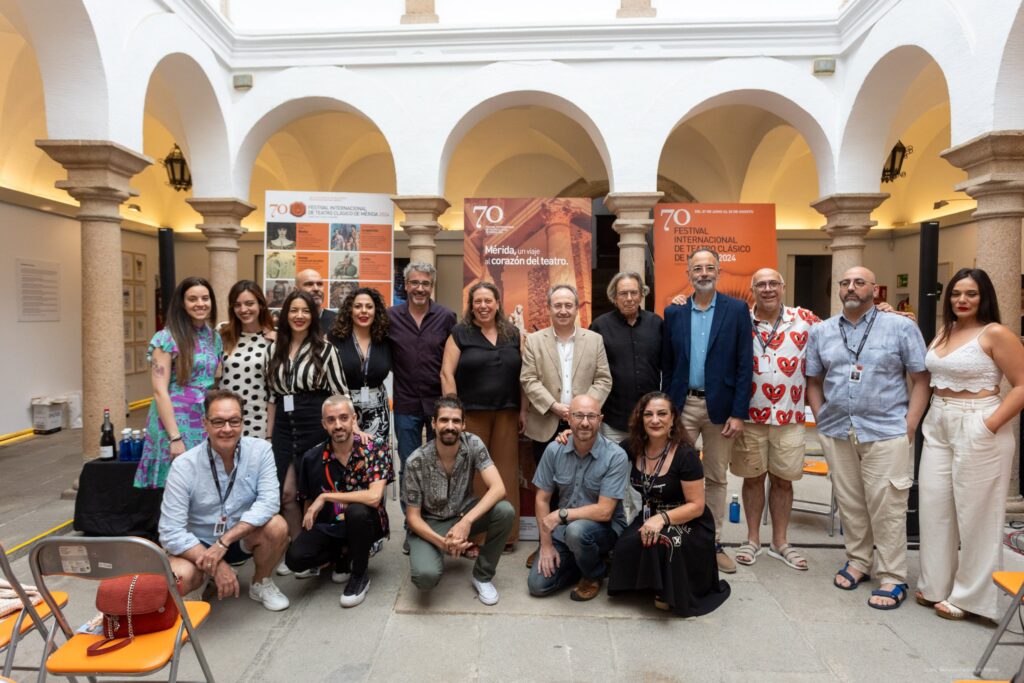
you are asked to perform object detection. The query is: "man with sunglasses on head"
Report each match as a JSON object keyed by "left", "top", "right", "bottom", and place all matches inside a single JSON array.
[
  {"left": 160, "top": 389, "right": 290, "bottom": 611},
  {"left": 806, "top": 266, "right": 929, "bottom": 611}
]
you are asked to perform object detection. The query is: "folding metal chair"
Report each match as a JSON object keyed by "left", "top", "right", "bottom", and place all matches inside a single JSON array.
[
  {"left": 760, "top": 458, "right": 838, "bottom": 536},
  {"left": 29, "top": 536, "right": 215, "bottom": 683},
  {"left": 0, "top": 544, "right": 68, "bottom": 678},
  {"left": 975, "top": 571, "right": 1024, "bottom": 677}
]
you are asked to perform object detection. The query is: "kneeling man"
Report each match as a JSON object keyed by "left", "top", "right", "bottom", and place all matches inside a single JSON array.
[
  {"left": 528, "top": 394, "right": 629, "bottom": 601},
  {"left": 286, "top": 395, "right": 394, "bottom": 608},
  {"left": 160, "top": 389, "right": 290, "bottom": 611},
  {"left": 404, "top": 395, "right": 514, "bottom": 605}
]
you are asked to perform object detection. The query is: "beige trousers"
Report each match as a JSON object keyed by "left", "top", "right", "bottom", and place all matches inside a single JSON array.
[
  {"left": 680, "top": 395, "right": 734, "bottom": 540},
  {"left": 918, "top": 395, "right": 1013, "bottom": 619},
  {"left": 818, "top": 432, "right": 913, "bottom": 585}
]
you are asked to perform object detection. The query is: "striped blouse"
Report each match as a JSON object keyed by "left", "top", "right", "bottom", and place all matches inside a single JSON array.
[{"left": 266, "top": 338, "right": 349, "bottom": 401}]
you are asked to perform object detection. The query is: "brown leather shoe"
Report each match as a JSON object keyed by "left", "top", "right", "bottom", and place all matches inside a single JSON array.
[
  {"left": 570, "top": 577, "right": 602, "bottom": 602},
  {"left": 525, "top": 549, "right": 537, "bottom": 569}
]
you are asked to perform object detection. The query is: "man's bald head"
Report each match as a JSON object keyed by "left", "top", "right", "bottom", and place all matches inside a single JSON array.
[
  {"left": 295, "top": 269, "right": 325, "bottom": 307},
  {"left": 751, "top": 268, "right": 786, "bottom": 315},
  {"left": 839, "top": 266, "right": 877, "bottom": 312}
]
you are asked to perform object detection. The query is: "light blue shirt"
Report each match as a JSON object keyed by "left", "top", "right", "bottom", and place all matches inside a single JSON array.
[
  {"left": 689, "top": 292, "right": 717, "bottom": 390},
  {"left": 159, "top": 436, "right": 280, "bottom": 556},
  {"left": 805, "top": 310, "right": 928, "bottom": 443}
]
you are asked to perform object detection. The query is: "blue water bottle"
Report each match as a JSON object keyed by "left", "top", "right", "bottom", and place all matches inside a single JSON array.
[
  {"left": 118, "top": 429, "right": 133, "bottom": 462},
  {"left": 729, "top": 494, "right": 740, "bottom": 523},
  {"left": 131, "top": 429, "right": 144, "bottom": 461}
]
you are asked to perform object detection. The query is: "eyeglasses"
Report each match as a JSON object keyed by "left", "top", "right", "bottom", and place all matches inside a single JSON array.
[
  {"left": 753, "top": 280, "right": 783, "bottom": 291},
  {"left": 207, "top": 418, "right": 242, "bottom": 428},
  {"left": 570, "top": 412, "right": 601, "bottom": 422},
  {"left": 838, "top": 278, "right": 874, "bottom": 289},
  {"left": 407, "top": 279, "right": 433, "bottom": 289}
]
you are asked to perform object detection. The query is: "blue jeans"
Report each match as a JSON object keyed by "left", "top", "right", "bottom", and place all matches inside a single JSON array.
[
  {"left": 527, "top": 520, "right": 618, "bottom": 596},
  {"left": 394, "top": 413, "right": 435, "bottom": 516}
]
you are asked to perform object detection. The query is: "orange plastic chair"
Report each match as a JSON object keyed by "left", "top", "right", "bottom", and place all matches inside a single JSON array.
[
  {"left": 28, "top": 536, "right": 214, "bottom": 683},
  {"left": 974, "top": 571, "right": 1024, "bottom": 678},
  {"left": 0, "top": 543, "right": 69, "bottom": 678}
]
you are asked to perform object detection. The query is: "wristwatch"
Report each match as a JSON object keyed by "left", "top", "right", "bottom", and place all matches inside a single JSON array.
[{"left": 558, "top": 508, "right": 569, "bottom": 525}]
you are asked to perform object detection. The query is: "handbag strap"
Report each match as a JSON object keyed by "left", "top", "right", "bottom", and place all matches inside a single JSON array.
[{"left": 87, "top": 575, "right": 140, "bottom": 657}]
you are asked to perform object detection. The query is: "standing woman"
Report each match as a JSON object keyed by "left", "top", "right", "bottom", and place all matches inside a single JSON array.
[
  {"left": 330, "top": 287, "right": 393, "bottom": 437},
  {"left": 220, "top": 280, "right": 276, "bottom": 439},
  {"left": 917, "top": 268, "right": 1024, "bottom": 620},
  {"left": 607, "top": 392, "right": 730, "bottom": 617},
  {"left": 267, "top": 290, "right": 349, "bottom": 547},
  {"left": 134, "top": 277, "right": 222, "bottom": 489},
  {"left": 441, "top": 281, "right": 525, "bottom": 550}
]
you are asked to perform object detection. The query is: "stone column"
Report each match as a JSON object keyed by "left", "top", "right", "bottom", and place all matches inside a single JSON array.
[
  {"left": 942, "top": 130, "right": 1024, "bottom": 516},
  {"left": 604, "top": 192, "right": 663, "bottom": 298},
  {"left": 810, "top": 193, "right": 889, "bottom": 316},
  {"left": 401, "top": 0, "right": 438, "bottom": 24},
  {"left": 391, "top": 195, "right": 450, "bottom": 267},
  {"left": 36, "top": 140, "right": 152, "bottom": 460},
  {"left": 617, "top": 0, "right": 656, "bottom": 18},
  {"left": 186, "top": 198, "right": 256, "bottom": 324}
]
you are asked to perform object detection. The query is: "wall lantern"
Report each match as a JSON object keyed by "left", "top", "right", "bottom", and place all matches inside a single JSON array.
[
  {"left": 162, "top": 144, "right": 192, "bottom": 192},
  {"left": 881, "top": 140, "right": 913, "bottom": 183}
]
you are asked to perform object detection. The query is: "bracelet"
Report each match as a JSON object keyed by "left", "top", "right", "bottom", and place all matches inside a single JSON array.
[
  {"left": 215, "top": 539, "right": 229, "bottom": 551},
  {"left": 169, "top": 435, "right": 183, "bottom": 443},
  {"left": 659, "top": 511, "right": 670, "bottom": 526}
]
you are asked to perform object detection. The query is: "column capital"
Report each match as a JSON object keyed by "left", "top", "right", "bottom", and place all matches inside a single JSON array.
[
  {"left": 401, "top": 0, "right": 438, "bottom": 24},
  {"left": 617, "top": 0, "right": 656, "bottom": 18},
  {"left": 186, "top": 197, "right": 255, "bottom": 252},
  {"left": 604, "top": 191, "right": 664, "bottom": 233},
  {"left": 392, "top": 195, "right": 449, "bottom": 266},
  {"left": 942, "top": 131, "right": 1024, "bottom": 218},
  {"left": 36, "top": 139, "right": 152, "bottom": 218}
]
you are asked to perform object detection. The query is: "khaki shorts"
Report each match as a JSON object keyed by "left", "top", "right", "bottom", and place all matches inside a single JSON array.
[{"left": 730, "top": 422, "right": 805, "bottom": 481}]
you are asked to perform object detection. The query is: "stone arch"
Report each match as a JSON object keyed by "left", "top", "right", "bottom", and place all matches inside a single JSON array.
[{"left": 994, "top": 2, "right": 1024, "bottom": 129}]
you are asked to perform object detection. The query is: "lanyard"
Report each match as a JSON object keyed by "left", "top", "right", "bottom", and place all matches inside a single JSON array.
[
  {"left": 639, "top": 441, "right": 671, "bottom": 506},
  {"left": 838, "top": 309, "right": 878, "bottom": 362},
  {"left": 352, "top": 337, "right": 372, "bottom": 385},
  {"left": 207, "top": 441, "right": 241, "bottom": 518},
  {"left": 755, "top": 306, "right": 786, "bottom": 355}
]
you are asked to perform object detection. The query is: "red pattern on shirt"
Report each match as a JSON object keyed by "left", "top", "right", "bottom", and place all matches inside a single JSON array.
[{"left": 748, "top": 306, "right": 820, "bottom": 426}]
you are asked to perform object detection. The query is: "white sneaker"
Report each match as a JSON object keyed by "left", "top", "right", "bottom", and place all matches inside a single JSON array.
[
  {"left": 339, "top": 573, "right": 370, "bottom": 608},
  {"left": 249, "top": 578, "right": 290, "bottom": 611},
  {"left": 275, "top": 561, "right": 292, "bottom": 576},
  {"left": 331, "top": 569, "right": 351, "bottom": 584},
  {"left": 472, "top": 578, "right": 499, "bottom": 606},
  {"left": 294, "top": 567, "right": 320, "bottom": 579}
]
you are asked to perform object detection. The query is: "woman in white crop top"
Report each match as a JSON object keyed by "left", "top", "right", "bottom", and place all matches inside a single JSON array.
[{"left": 917, "top": 268, "right": 1024, "bottom": 621}]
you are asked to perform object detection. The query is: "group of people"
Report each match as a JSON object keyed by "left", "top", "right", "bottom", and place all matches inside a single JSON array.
[{"left": 139, "top": 250, "right": 1024, "bottom": 625}]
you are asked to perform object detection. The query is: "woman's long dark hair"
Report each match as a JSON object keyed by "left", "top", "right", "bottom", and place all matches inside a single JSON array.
[
  {"left": 461, "top": 281, "right": 518, "bottom": 343},
  {"left": 221, "top": 280, "right": 274, "bottom": 356},
  {"left": 268, "top": 290, "right": 326, "bottom": 384},
  {"left": 626, "top": 391, "right": 691, "bottom": 461},
  {"left": 936, "top": 268, "right": 1001, "bottom": 345},
  {"left": 331, "top": 287, "right": 390, "bottom": 343},
  {"left": 166, "top": 277, "right": 217, "bottom": 386}
]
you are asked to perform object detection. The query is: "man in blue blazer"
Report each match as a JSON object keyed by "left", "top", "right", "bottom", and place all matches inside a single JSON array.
[{"left": 662, "top": 248, "right": 754, "bottom": 574}]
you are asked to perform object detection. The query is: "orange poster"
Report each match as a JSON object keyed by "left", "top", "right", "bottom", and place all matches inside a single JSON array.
[
  {"left": 358, "top": 252, "right": 391, "bottom": 282},
  {"left": 464, "top": 198, "right": 593, "bottom": 331},
  {"left": 359, "top": 225, "right": 392, "bottom": 252},
  {"left": 653, "top": 203, "right": 777, "bottom": 312},
  {"left": 296, "top": 252, "right": 328, "bottom": 275},
  {"left": 295, "top": 223, "right": 329, "bottom": 250}
]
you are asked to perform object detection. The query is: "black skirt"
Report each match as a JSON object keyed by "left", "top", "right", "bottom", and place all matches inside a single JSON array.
[{"left": 271, "top": 390, "right": 330, "bottom": 489}]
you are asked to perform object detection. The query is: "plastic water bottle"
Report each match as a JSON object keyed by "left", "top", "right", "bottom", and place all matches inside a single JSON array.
[
  {"left": 131, "top": 429, "right": 144, "bottom": 461},
  {"left": 118, "top": 429, "right": 133, "bottom": 462},
  {"left": 729, "top": 494, "right": 741, "bottom": 523}
]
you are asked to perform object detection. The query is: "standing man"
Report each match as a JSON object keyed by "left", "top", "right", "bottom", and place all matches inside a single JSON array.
[
  {"left": 806, "top": 266, "right": 930, "bottom": 610},
  {"left": 286, "top": 395, "right": 394, "bottom": 608},
  {"left": 389, "top": 262, "right": 458, "bottom": 553},
  {"left": 528, "top": 395, "right": 629, "bottom": 601},
  {"left": 160, "top": 389, "right": 290, "bottom": 612},
  {"left": 404, "top": 395, "right": 515, "bottom": 606},
  {"left": 295, "top": 268, "right": 335, "bottom": 330},
  {"left": 589, "top": 271, "right": 663, "bottom": 444},
  {"left": 662, "top": 248, "right": 753, "bottom": 574},
  {"left": 731, "top": 268, "right": 820, "bottom": 571}
]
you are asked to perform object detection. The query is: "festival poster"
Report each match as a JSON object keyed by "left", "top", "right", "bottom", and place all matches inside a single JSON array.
[
  {"left": 463, "top": 197, "right": 593, "bottom": 332},
  {"left": 653, "top": 203, "right": 777, "bottom": 311},
  {"left": 264, "top": 191, "right": 394, "bottom": 313}
]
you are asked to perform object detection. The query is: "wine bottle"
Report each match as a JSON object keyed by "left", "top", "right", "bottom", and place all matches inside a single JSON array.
[{"left": 99, "top": 408, "right": 117, "bottom": 460}]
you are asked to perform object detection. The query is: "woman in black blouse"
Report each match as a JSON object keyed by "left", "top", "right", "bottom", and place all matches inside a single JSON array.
[
  {"left": 440, "top": 281, "right": 525, "bottom": 549},
  {"left": 329, "top": 287, "right": 392, "bottom": 438},
  {"left": 607, "top": 392, "right": 730, "bottom": 617},
  {"left": 266, "top": 290, "right": 348, "bottom": 569}
]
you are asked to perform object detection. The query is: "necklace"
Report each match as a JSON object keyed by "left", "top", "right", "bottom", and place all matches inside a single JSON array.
[{"left": 638, "top": 441, "right": 670, "bottom": 505}]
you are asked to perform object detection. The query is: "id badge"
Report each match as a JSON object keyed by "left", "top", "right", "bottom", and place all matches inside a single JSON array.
[
  {"left": 283, "top": 394, "right": 295, "bottom": 412},
  {"left": 849, "top": 364, "right": 864, "bottom": 383},
  {"left": 760, "top": 354, "right": 771, "bottom": 375},
  {"left": 642, "top": 505, "right": 651, "bottom": 522},
  {"left": 214, "top": 517, "right": 226, "bottom": 536},
  {"left": 360, "top": 386, "right": 370, "bottom": 403}
]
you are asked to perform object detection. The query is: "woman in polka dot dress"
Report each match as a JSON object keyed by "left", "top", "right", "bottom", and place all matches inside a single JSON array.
[{"left": 219, "top": 280, "right": 276, "bottom": 438}]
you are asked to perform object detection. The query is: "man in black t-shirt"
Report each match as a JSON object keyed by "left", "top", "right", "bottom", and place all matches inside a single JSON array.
[{"left": 284, "top": 395, "right": 394, "bottom": 608}]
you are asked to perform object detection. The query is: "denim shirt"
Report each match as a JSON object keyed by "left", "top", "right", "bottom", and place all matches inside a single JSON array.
[{"left": 159, "top": 436, "right": 280, "bottom": 555}]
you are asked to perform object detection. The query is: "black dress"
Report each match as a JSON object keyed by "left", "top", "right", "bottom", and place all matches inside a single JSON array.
[
  {"left": 607, "top": 441, "right": 730, "bottom": 617},
  {"left": 333, "top": 334, "right": 393, "bottom": 438}
]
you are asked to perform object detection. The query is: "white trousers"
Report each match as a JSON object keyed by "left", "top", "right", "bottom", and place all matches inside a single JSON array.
[{"left": 918, "top": 395, "right": 1013, "bottom": 619}]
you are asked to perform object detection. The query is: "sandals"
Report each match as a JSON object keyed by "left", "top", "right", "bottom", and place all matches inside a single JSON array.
[
  {"left": 868, "top": 583, "right": 909, "bottom": 610},
  {"left": 833, "top": 562, "right": 869, "bottom": 590},
  {"left": 735, "top": 541, "right": 761, "bottom": 566},
  {"left": 767, "top": 544, "right": 808, "bottom": 571},
  {"left": 914, "top": 591, "right": 937, "bottom": 607},
  {"left": 935, "top": 600, "right": 967, "bottom": 620}
]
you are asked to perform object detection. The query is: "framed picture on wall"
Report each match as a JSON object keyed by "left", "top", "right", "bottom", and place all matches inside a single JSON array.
[
  {"left": 134, "top": 315, "right": 146, "bottom": 342},
  {"left": 133, "top": 253, "right": 146, "bottom": 282},
  {"left": 122, "top": 284, "right": 133, "bottom": 312},
  {"left": 134, "top": 285, "right": 146, "bottom": 311},
  {"left": 133, "top": 344, "right": 148, "bottom": 374},
  {"left": 122, "top": 252, "right": 132, "bottom": 278},
  {"left": 124, "top": 346, "right": 133, "bottom": 374}
]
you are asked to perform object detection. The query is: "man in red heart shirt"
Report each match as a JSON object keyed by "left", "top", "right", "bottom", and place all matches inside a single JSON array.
[{"left": 731, "top": 268, "right": 820, "bottom": 572}]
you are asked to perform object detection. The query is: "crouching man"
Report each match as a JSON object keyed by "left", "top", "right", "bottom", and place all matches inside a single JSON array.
[
  {"left": 160, "top": 389, "right": 290, "bottom": 611},
  {"left": 404, "top": 395, "right": 514, "bottom": 605}
]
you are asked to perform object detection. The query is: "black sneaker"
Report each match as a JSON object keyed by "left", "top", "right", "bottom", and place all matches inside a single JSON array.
[{"left": 340, "top": 572, "right": 370, "bottom": 608}]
